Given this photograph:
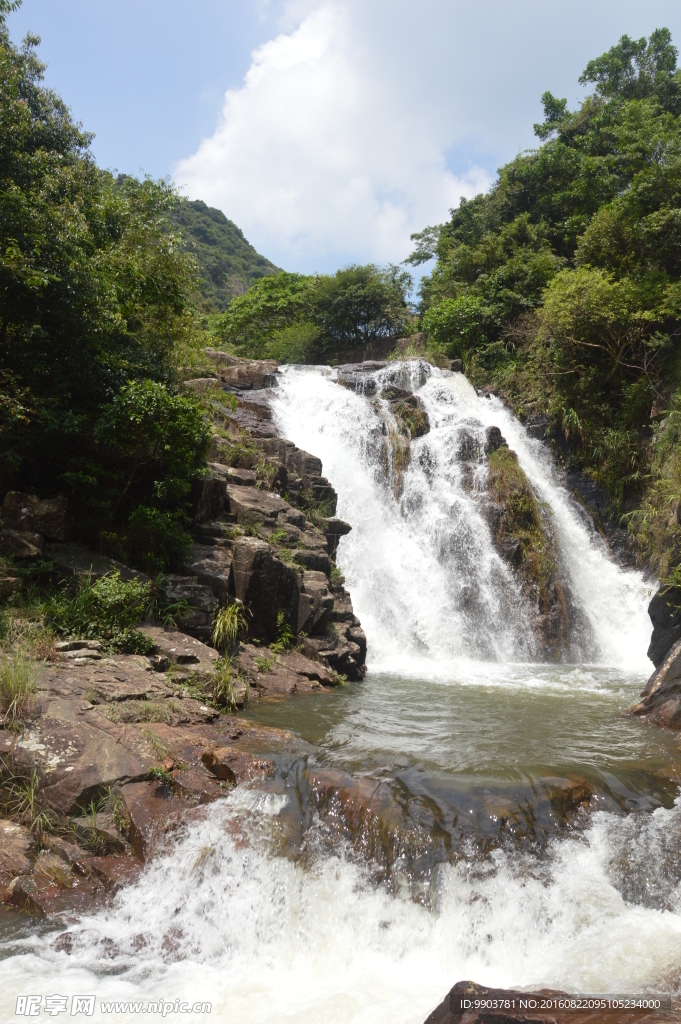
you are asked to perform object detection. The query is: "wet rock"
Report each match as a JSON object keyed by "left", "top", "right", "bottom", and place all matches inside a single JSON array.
[
  {"left": 88, "top": 855, "right": 143, "bottom": 891},
  {"left": 424, "top": 981, "right": 665, "bottom": 1023},
  {"left": 483, "top": 425, "right": 508, "bottom": 454},
  {"left": 0, "top": 528, "right": 43, "bottom": 558},
  {"left": 2, "top": 491, "right": 70, "bottom": 541},
  {"left": 647, "top": 586, "right": 681, "bottom": 668},
  {"left": 321, "top": 517, "right": 352, "bottom": 557},
  {"left": 450, "top": 358, "right": 463, "bottom": 372},
  {"left": 336, "top": 362, "right": 388, "bottom": 396},
  {"left": 120, "top": 780, "right": 187, "bottom": 861},
  {"left": 628, "top": 636, "right": 681, "bottom": 728},
  {"left": 201, "top": 746, "right": 274, "bottom": 784}
]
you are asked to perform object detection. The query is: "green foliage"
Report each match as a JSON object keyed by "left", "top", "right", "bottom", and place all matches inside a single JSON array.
[
  {"left": 47, "top": 570, "right": 154, "bottom": 654},
  {"left": 0, "top": 650, "right": 36, "bottom": 726},
  {"left": 422, "top": 295, "right": 492, "bottom": 358},
  {"left": 414, "top": 25, "right": 681, "bottom": 539},
  {"left": 0, "top": 23, "right": 209, "bottom": 569},
  {"left": 270, "top": 609, "right": 295, "bottom": 653},
  {"left": 215, "top": 265, "right": 411, "bottom": 364},
  {"left": 212, "top": 602, "right": 249, "bottom": 651},
  {"left": 171, "top": 198, "right": 279, "bottom": 312}
]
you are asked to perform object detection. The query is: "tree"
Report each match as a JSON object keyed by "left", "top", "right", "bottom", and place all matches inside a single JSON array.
[{"left": 0, "top": 7, "right": 208, "bottom": 567}]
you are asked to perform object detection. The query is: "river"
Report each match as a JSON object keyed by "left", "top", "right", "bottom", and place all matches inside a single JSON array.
[{"left": 1, "top": 362, "right": 680, "bottom": 1023}]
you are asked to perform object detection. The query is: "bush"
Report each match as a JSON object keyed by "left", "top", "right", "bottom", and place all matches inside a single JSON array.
[{"left": 47, "top": 571, "right": 154, "bottom": 654}]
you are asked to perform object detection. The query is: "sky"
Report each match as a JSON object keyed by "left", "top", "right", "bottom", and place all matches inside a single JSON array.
[{"left": 7, "top": 1, "right": 681, "bottom": 274}]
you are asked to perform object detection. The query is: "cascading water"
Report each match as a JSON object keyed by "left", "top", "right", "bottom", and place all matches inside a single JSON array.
[
  {"left": 271, "top": 361, "right": 652, "bottom": 673},
  {"left": 2, "top": 361, "right": 678, "bottom": 1024}
]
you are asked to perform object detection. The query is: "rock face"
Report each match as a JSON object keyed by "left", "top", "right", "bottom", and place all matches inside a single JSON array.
[
  {"left": 424, "top": 982, "right": 667, "bottom": 1023},
  {"left": 628, "top": 635, "right": 681, "bottom": 727},
  {"left": 646, "top": 586, "right": 681, "bottom": 668}
]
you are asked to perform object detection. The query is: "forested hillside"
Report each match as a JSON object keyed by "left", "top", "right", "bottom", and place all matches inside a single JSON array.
[
  {"left": 410, "top": 29, "right": 681, "bottom": 576},
  {"left": 171, "top": 198, "right": 278, "bottom": 311}
]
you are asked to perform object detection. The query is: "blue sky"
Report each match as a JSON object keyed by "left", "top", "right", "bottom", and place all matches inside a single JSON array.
[{"left": 7, "top": 1, "right": 681, "bottom": 274}]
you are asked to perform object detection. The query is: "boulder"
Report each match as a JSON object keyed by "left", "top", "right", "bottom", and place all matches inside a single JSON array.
[
  {"left": 201, "top": 746, "right": 274, "bottom": 784},
  {"left": 142, "top": 625, "right": 220, "bottom": 678},
  {"left": 204, "top": 350, "right": 279, "bottom": 390},
  {"left": 227, "top": 483, "right": 288, "bottom": 526},
  {"left": 2, "top": 492, "right": 70, "bottom": 541},
  {"left": 120, "top": 780, "right": 187, "bottom": 861},
  {"left": 424, "top": 981, "right": 664, "bottom": 1023},
  {"left": 0, "top": 529, "right": 43, "bottom": 558},
  {"left": 0, "top": 820, "right": 34, "bottom": 885},
  {"left": 191, "top": 465, "right": 228, "bottom": 523},
  {"left": 628, "top": 636, "right": 681, "bottom": 727},
  {"left": 647, "top": 586, "right": 681, "bottom": 667},
  {"left": 231, "top": 538, "right": 300, "bottom": 639}
]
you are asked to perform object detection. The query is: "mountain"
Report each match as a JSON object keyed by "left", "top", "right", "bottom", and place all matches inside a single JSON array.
[{"left": 172, "top": 198, "right": 279, "bottom": 312}]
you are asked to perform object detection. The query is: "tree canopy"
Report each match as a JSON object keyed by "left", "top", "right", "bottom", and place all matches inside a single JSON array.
[
  {"left": 0, "top": 9, "right": 208, "bottom": 569},
  {"left": 412, "top": 26, "right": 681, "bottom": 570},
  {"left": 216, "top": 264, "right": 412, "bottom": 363}
]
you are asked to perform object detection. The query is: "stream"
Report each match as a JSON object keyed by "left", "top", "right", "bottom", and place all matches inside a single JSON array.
[{"left": 1, "top": 362, "right": 680, "bottom": 1023}]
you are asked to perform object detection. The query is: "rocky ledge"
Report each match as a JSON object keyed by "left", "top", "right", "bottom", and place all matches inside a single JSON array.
[{"left": 0, "top": 626, "right": 326, "bottom": 915}]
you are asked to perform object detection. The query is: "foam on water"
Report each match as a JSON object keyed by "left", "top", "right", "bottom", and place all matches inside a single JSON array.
[{"left": 2, "top": 793, "right": 681, "bottom": 1023}]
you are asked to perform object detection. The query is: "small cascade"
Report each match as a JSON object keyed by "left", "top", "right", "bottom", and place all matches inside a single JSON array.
[{"left": 272, "top": 360, "right": 652, "bottom": 673}]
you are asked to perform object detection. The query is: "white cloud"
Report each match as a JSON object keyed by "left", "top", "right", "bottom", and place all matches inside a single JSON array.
[{"left": 174, "top": 3, "right": 491, "bottom": 272}]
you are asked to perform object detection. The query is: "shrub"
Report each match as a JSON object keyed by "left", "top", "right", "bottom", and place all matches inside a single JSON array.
[{"left": 47, "top": 571, "right": 154, "bottom": 654}]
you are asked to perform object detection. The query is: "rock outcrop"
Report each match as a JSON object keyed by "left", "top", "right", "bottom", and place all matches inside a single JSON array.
[
  {"left": 0, "top": 626, "right": 351, "bottom": 916},
  {"left": 628, "top": 635, "right": 681, "bottom": 727}
]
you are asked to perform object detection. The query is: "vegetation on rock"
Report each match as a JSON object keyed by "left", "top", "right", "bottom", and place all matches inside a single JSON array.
[{"left": 171, "top": 198, "right": 278, "bottom": 312}]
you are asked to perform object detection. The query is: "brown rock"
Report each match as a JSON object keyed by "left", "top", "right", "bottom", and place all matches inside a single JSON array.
[
  {"left": 2, "top": 492, "right": 70, "bottom": 541},
  {"left": 120, "top": 780, "right": 187, "bottom": 861},
  {"left": 201, "top": 746, "right": 274, "bottom": 784},
  {"left": 0, "top": 820, "right": 34, "bottom": 884},
  {"left": 424, "top": 981, "right": 669, "bottom": 1023},
  {"left": 297, "top": 570, "right": 334, "bottom": 635}
]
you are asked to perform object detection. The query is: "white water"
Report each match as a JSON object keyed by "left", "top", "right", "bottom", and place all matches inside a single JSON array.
[
  {"left": 271, "top": 362, "right": 652, "bottom": 673},
  {"left": 3, "top": 793, "right": 681, "bottom": 1023},
  {"left": 1, "top": 361, "right": 674, "bottom": 1023}
]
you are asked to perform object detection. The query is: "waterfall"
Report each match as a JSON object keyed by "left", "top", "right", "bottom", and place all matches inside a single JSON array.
[{"left": 271, "top": 361, "right": 653, "bottom": 674}]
